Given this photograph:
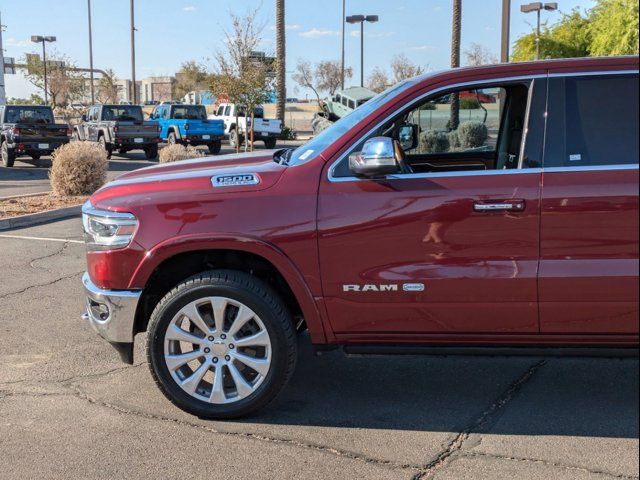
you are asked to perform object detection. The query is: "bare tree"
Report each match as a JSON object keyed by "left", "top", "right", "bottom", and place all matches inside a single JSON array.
[
  {"left": 24, "top": 51, "right": 84, "bottom": 107},
  {"left": 95, "top": 69, "right": 119, "bottom": 104},
  {"left": 210, "top": 9, "right": 274, "bottom": 151},
  {"left": 292, "top": 59, "right": 352, "bottom": 106},
  {"left": 450, "top": 0, "right": 462, "bottom": 131},
  {"left": 367, "top": 66, "right": 390, "bottom": 93},
  {"left": 464, "top": 43, "right": 498, "bottom": 66},
  {"left": 275, "top": 0, "right": 286, "bottom": 123},
  {"left": 390, "top": 54, "right": 425, "bottom": 82}
]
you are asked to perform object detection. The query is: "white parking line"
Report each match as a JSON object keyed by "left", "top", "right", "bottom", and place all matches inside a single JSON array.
[{"left": 0, "top": 234, "right": 84, "bottom": 244}]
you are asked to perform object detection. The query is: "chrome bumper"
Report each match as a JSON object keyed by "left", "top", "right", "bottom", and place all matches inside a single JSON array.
[{"left": 81, "top": 272, "right": 141, "bottom": 344}]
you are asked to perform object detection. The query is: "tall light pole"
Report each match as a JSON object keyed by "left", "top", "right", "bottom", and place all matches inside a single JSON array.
[
  {"left": 0, "top": 12, "right": 6, "bottom": 105},
  {"left": 130, "top": 0, "right": 137, "bottom": 104},
  {"left": 520, "top": 2, "right": 558, "bottom": 60},
  {"left": 340, "top": 0, "right": 345, "bottom": 90},
  {"left": 87, "top": 0, "right": 95, "bottom": 104},
  {"left": 500, "top": 0, "right": 511, "bottom": 63},
  {"left": 30, "top": 35, "right": 56, "bottom": 104},
  {"left": 346, "top": 14, "right": 378, "bottom": 88}
]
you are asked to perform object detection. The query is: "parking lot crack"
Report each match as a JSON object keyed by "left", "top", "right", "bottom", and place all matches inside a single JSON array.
[
  {"left": 0, "top": 271, "right": 83, "bottom": 300},
  {"left": 27, "top": 242, "right": 69, "bottom": 270},
  {"left": 68, "top": 383, "right": 423, "bottom": 473},
  {"left": 465, "top": 451, "right": 638, "bottom": 480},
  {"left": 411, "top": 359, "right": 547, "bottom": 479}
]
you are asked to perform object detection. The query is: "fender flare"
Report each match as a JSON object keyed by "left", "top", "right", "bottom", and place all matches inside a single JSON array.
[
  {"left": 74, "top": 126, "right": 86, "bottom": 141},
  {"left": 168, "top": 126, "right": 182, "bottom": 140},
  {"left": 129, "top": 233, "right": 327, "bottom": 343},
  {"left": 99, "top": 128, "right": 113, "bottom": 143}
]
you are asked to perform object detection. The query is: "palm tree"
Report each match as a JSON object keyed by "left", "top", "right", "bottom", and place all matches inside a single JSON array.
[
  {"left": 275, "top": 0, "right": 286, "bottom": 124},
  {"left": 449, "top": 0, "right": 461, "bottom": 131}
]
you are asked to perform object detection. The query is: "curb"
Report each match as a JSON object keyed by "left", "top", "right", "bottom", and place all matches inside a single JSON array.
[{"left": 0, "top": 205, "right": 82, "bottom": 231}]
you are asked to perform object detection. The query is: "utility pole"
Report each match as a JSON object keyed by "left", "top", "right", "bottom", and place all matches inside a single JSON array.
[
  {"left": 500, "top": 0, "right": 511, "bottom": 62},
  {"left": 340, "top": 0, "right": 345, "bottom": 90},
  {"left": 130, "top": 0, "right": 137, "bottom": 104},
  {"left": 0, "top": 11, "right": 6, "bottom": 105},
  {"left": 87, "top": 0, "right": 95, "bottom": 104}
]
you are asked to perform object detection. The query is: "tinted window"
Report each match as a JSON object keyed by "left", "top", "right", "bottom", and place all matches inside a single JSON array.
[
  {"left": 545, "top": 74, "right": 639, "bottom": 167},
  {"left": 224, "top": 106, "right": 231, "bottom": 116},
  {"left": 101, "top": 105, "right": 143, "bottom": 122},
  {"left": 172, "top": 105, "right": 206, "bottom": 120},
  {"left": 5, "top": 106, "right": 54, "bottom": 124}
]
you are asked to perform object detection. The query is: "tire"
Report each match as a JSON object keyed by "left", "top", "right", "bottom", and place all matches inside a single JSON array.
[
  {"left": 1, "top": 141, "right": 16, "bottom": 168},
  {"left": 263, "top": 137, "right": 277, "bottom": 149},
  {"left": 144, "top": 143, "right": 158, "bottom": 160},
  {"left": 146, "top": 270, "right": 297, "bottom": 419},
  {"left": 207, "top": 140, "right": 222, "bottom": 155},
  {"left": 31, "top": 154, "right": 41, "bottom": 161},
  {"left": 118, "top": 148, "right": 128, "bottom": 155},
  {"left": 98, "top": 135, "right": 112, "bottom": 159},
  {"left": 168, "top": 132, "right": 177, "bottom": 145},
  {"left": 229, "top": 129, "right": 243, "bottom": 149}
]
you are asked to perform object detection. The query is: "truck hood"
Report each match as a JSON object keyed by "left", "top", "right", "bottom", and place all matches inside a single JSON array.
[{"left": 91, "top": 151, "right": 286, "bottom": 210}]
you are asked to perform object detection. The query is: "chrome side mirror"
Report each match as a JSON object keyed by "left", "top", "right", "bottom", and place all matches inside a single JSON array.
[{"left": 348, "top": 136, "right": 400, "bottom": 177}]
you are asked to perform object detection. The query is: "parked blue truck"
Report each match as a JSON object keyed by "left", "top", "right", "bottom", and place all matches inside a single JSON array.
[{"left": 151, "top": 104, "right": 224, "bottom": 154}]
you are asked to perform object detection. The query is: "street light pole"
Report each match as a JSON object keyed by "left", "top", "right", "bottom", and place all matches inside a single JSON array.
[
  {"left": 340, "top": 0, "right": 345, "bottom": 90},
  {"left": 87, "top": 0, "right": 95, "bottom": 104},
  {"left": 130, "top": 0, "right": 137, "bottom": 104},
  {"left": 535, "top": 8, "right": 541, "bottom": 60},
  {"left": 345, "top": 14, "right": 378, "bottom": 88},
  {"left": 520, "top": 2, "right": 558, "bottom": 61},
  {"left": 500, "top": 0, "right": 511, "bottom": 62},
  {"left": 31, "top": 35, "right": 56, "bottom": 104}
]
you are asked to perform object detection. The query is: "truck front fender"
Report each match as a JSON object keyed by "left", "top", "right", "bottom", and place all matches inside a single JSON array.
[{"left": 129, "top": 233, "right": 326, "bottom": 343}]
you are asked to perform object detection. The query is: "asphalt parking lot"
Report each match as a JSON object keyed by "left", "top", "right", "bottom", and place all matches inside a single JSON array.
[{"left": 0, "top": 218, "right": 638, "bottom": 480}]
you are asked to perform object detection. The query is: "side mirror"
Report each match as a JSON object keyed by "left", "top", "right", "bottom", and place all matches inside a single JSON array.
[
  {"left": 395, "top": 123, "right": 418, "bottom": 151},
  {"left": 349, "top": 136, "right": 400, "bottom": 177}
]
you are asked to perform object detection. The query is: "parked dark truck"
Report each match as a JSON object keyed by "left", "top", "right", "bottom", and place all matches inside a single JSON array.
[
  {"left": 73, "top": 104, "right": 161, "bottom": 160},
  {"left": 81, "top": 57, "right": 639, "bottom": 419},
  {"left": 0, "top": 105, "right": 71, "bottom": 168}
]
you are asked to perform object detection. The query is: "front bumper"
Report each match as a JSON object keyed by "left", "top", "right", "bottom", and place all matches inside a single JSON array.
[{"left": 81, "top": 273, "right": 141, "bottom": 359}]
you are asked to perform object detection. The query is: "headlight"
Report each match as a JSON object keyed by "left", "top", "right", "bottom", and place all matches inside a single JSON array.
[{"left": 82, "top": 201, "right": 138, "bottom": 250}]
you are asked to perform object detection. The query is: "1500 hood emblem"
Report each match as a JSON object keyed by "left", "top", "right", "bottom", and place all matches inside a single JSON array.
[{"left": 211, "top": 173, "right": 260, "bottom": 187}]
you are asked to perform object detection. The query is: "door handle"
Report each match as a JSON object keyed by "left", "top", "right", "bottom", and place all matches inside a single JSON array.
[{"left": 474, "top": 200, "right": 526, "bottom": 212}]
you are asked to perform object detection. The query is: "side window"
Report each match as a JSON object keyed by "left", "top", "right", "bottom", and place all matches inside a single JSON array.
[
  {"left": 341, "top": 96, "right": 348, "bottom": 107},
  {"left": 545, "top": 74, "right": 639, "bottom": 168},
  {"left": 216, "top": 106, "right": 224, "bottom": 116},
  {"left": 163, "top": 107, "right": 170, "bottom": 119},
  {"left": 0, "top": 106, "right": 4, "bottom": 122},
  {"left": 224, "top": 105, "right": 231, "bottom": 116},
  {"left": 348, "top": 99, "right": 356, "bottom": 109}
]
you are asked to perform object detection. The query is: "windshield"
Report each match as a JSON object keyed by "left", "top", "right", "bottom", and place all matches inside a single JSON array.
[
  {"left": 102, "top": 105, "right": 143, "bottom": 122},
  {"left": 172, "top": 105, "right": 207, "bottom": 120},
  {"left": 5, "top": 106, "right": 54, "bottom": 124},
  {"left": 287, "top": 80, "right": 416, "bottom": 166}
]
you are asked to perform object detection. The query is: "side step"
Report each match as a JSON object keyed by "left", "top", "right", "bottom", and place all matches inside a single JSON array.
[{"left": 343, "top": 344, "right": 639, "bottom": 358}]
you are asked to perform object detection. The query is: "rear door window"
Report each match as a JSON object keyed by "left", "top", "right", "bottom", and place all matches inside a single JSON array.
[{"left": 545, "top": 74, "right": 639, "bottom": 168}]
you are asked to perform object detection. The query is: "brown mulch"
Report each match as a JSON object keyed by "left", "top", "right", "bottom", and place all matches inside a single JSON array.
[{"left": 0, "top": 193, "right": 87, "bottom": 220}]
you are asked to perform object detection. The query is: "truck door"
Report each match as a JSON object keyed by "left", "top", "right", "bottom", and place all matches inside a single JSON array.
[
  {"left": 539, "top": 72, "right": 639, "bottom": 334},
  {"left": 317, "top": 79, "right": 547, "bottom": 336}
]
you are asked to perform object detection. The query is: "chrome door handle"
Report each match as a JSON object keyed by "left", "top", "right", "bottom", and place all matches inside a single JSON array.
[{"left": 474, "top": 200, "right": 526, "bottom": 212}]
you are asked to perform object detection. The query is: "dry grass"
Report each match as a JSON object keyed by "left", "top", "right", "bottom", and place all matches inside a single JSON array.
[
  {"left": 0, "top": 193, "right": 86, "bottom": 219},
  {"left": 159, "top": 144, "right": 205, "bottom": 163},
  {"left": 49, "top": 142, "right": 108, "bottom": 196}
]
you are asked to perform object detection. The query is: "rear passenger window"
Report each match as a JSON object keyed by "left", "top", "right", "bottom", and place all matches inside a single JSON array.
[{"left": 545, "top": 74, "right": 639, "bottom": 168}]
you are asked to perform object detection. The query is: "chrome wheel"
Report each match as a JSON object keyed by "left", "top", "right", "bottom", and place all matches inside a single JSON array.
[{"left": 163, "top": 296, "right": 272, "bottom": 404}]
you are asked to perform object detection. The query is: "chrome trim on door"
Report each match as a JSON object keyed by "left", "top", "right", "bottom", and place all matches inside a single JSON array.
[{"left": 543, "top": 164, "right": 639, "bottom": 173}]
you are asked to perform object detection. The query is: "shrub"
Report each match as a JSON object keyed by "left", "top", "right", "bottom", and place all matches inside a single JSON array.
[
  {"left": 420, "top": 101, "right": 437, "bottom": 111},
  {"left": 457, "top": 121, "right": 488, "bottom": 149},
  {"left": 49, "top": 142, "right": 108, "bottom": 196},
  {"left": 159, "top": 144, "right": 205, "bottom": 163},
  {"left": 448, "top": 130, "right": 461, "bottom": 149},
  {"left": 459, "top": 97, "right": 480, "bottom": 110},
  {"left": 419, "top": 129, "right": 450, "bottom": 154},
  {"left": 280, "top": 125, "right": 297, "bottom": 140}
]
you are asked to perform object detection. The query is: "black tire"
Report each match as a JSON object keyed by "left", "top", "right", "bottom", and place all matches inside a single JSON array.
[
  {"left": 263, "top": 137, "right": 277, "bottom": 149},
  {"left": 98, "top": 135, "right": 112, "bottom": 159},
  {"left": 146, "top": 270, "right": 297, "bottom": 419},
  {"left": 229, "top": 129, "right": 243, "bottom": 148},
  {"left": 144, "top": 143, "right": 158, "bottom": 160},
  {"left": 118, "top": 148, "right": 128, "bottom": 155},
  {"left": 168, "top": 131, "right": 178, "bottom": 145},
  {"left": 207, "top": 140, "right": 222, "bottom": 155},
  {"left": 1, "top": 141, "right": 16, "bottom": 168},
  {"left": 31, "top": 154, "right": 41, "bottom": 161}
]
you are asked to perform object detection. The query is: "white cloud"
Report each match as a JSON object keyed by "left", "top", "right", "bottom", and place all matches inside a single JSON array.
[
  {"left": 299, "top": 28, "right": 339, "bottom": 38},
  {"left": 183, "top": 5, "right": 196, "bottom": 11},
  {"left": 272, "top": 24, "right": 301, "bottom": 31},
  {"left": 408, "top": 45, "right": 437, "bottom": 51},
  {"left": 350, "top": 31, "right": 395, "bottom": 38},
  {"left": 6, "top": 37, "right": 31, "bottom": 48}
]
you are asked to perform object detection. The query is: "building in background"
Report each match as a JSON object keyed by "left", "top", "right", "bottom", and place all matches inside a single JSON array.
[
  {"left": 140, "top": 76, "right": 175, "bottom": 103},
  {"left": 116, "top": 79, "right": 140, "bottom": 104}
]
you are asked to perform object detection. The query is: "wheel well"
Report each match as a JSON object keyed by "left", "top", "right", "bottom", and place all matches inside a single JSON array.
[{"left": 134, "top": 250, "right": 304, "bottom": 335}]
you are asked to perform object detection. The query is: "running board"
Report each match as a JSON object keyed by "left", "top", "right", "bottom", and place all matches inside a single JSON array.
[{"left": 343, "top": 344, "right": 639, "bottom": 358}]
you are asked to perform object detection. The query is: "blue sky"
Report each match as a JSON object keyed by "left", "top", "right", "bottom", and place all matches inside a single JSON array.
[{"left": 2, "top": 0, "right": 594, "bottom": 99}]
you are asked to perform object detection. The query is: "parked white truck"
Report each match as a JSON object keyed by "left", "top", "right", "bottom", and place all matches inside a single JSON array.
[{"left": 208, "top": 103, "right": 281, "bottom": 149}]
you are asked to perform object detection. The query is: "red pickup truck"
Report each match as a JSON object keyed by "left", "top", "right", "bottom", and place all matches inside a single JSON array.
[{"left": 81, "top": 56, "right": 639, "bottom": 419}]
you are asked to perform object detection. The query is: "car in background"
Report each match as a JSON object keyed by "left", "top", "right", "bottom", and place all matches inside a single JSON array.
[
  {"left": 323, "top": 87, "right": 376, "bottom": 120},
  {"left": 0, "top": 105, "right": 71, "bottom": 168},
  {"left": 209, "top": 103, "right": 281, "bottom": 149},
  {"left": 151, "top": 104, "right": 224, "bottom": 155},
  {"left": 72, "top": 104, "right": 161, "bottom": 159}
]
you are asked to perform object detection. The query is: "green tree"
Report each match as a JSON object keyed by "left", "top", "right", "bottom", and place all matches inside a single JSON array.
[
  {"left": 175, "top": 61, "right": 210, "bottom": 99},
  {"left": 7, "top": 94, "right": 45, "bottom": 105},
  {"left": 589, "top": 0, "right": 639, "bottom": 56}
]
